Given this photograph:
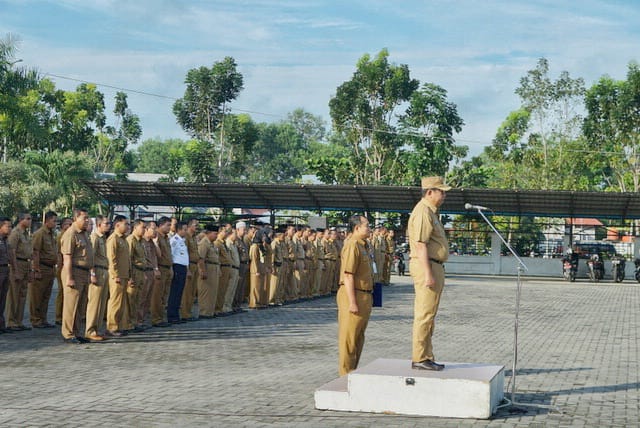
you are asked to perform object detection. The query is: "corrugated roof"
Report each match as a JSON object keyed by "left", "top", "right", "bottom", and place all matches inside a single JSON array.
[{"left": 83, "top": 180, "right": 640, "bottom": 219}]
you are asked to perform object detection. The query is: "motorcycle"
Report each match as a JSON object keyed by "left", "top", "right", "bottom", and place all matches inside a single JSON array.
[
  {"left": 611, "top": 255, "right": 626, "bottom": 283},
  {"left": 634, "top": 258, "right": 640, "bottom": 282},
  {"left": 587, "top": 253, "right": 604, "bottom": 282},
  {"left": 561, "top": 251, "right": 579, "bottom": 282}
]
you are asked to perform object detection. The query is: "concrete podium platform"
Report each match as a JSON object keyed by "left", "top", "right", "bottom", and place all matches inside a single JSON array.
[{"left": 315, "top": 358, "right": 504, "bottom": 419}]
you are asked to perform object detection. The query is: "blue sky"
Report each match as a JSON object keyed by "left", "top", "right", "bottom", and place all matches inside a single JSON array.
[{"left": 2, "top": 0, "right": 640, "bottom": 158}]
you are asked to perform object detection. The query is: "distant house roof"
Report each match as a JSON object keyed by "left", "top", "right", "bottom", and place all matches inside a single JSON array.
[{"left": 566, "top": 218, "right": 603, "bottom": 227}]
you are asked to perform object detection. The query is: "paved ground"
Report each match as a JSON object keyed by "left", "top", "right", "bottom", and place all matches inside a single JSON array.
[{"left": 1, "top": 274, "right": 639, "bottom": 427}]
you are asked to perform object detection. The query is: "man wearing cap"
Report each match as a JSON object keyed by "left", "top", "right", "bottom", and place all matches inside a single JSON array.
[{"left": 408, "top": 176, "right": 451, "bottom": 371}]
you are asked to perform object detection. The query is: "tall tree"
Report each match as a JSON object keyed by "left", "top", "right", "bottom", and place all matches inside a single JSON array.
[
  {"left": 173, "top": 57, "right": 244, "bottom": 181},
  {"left": 329, "top": 49, "right": 419, "bottom": 184}
]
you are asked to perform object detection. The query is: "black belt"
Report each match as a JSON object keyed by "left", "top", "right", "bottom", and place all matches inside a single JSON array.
[
  {"left": 0, "top": 264, "right": 8, "bottom": 268},
  {"left": 72, "top": 265, "right": 90, "bottom": 271},
  {"left": 232, "top": 265, "right": 239, "bottom": 270},
  {"left": 220, "top": 264, "right": 231, "bottom": 268},
  {"left": 159, "top": 264, "right": 172, "bottom": 269},
  {"left": 17, "top": 257, "right": 30, "bottom": 262},
  {"left": 429, "top": 258, "right": 444, "bottom": 265},
  {"left": 296, "top": 258, "right": 305, "bottom": 260},
  {"left": 134, "top": 265, "right": 153, "bottom": 272},
  {"left": 40, "top": 261, "right": 56, "bottom": 268},
  {"left": 355, "top": 288, "right": 373, "bottom": 294},
  {"left": 95, "top": 265, "right": 108, "bottom": 270},
  {"left": 205, "top": 261, "right": 219, "bottom": 265},
  {"left": 274, "top": 262, "right": 282, "bottom": 267},
  {"left": 240, "top": 261, "right": 249, "bottom": 264},
  {"left": 189, "top": 261, "right": 198, "bottom": 265}
]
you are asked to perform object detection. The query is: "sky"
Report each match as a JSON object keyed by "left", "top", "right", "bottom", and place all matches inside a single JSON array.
[{"left": 2, "top": 0, "right": 640, "bottom": 158}]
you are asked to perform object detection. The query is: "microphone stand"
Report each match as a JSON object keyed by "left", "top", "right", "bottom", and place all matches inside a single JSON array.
[{"left": 471, "top": 207, "right": 555, "bottom": 413}]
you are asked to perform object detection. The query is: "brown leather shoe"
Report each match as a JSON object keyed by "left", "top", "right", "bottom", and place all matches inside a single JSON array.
[{"left": 86, "top": 334, "right": 105, "bottom": 342}]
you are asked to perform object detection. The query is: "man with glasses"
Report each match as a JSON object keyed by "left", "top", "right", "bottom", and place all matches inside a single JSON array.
[
  {"left": 408, "top": 176, "right": 452, "bottom": 371},
  {"left": 7, "top": 213, "right": 33, "bottom": 331}
]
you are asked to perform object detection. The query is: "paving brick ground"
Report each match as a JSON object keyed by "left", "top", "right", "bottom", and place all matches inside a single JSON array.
[{"left": 1, "top": 274, "right": 639, "bottom": 427}]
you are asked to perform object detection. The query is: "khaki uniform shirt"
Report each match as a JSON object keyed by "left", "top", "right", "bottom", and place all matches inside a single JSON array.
[
  {"left": 143, "top": 238, "right": 158, "bottom": 269},
  {"left": 226, "top": 238, "right": 240, "bottom": 267},
  {"left": 215, "top": 237, "right": 232, "bottom": 266},
  {"left": 9, "top": 226, "right": 32, "bottom": 261},
  {"left": 408, "top": 198, "right": 449, "bottom": 262},
  {"left": 60, "top": 224, "right": 94, "bottom": 269},
  {"left": 285, "top": 237, "right": 295, "bottom": 261},
  {"left": 90, "top": 231, "right": 108, "bottom": 269},
  {"left": 127, "top": 234, "right": 146, "bottom": 270},
  {"left": 107, "top": 231, "right": 131, "bottom": 279},
  {"left": 324, "top": 239, "right": 338, "bottom": 261},
  {"left": 198, "top": 237, "right": 219, "bottom": 265},
  {"left": 186, "top": 234, "right": 200, "bottom": 265},
  {"left": 271, "top": 239, "right": 284, "bottom": 266},
  {"left": 32, "top": 226, "right": 57, "bottom": 265},
  {"left": 0, "top": 234, "right": 10, "bottom": 265},
  {"left": 156, "top": 233, "right": 173, "bottom": 267},
  {"left": 340, "top": 238, "right": 373, "bottom": 291}
]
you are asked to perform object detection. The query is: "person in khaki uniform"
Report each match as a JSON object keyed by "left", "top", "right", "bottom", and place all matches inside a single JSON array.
[
  {"left": 30, "top": 211, "right": 58, "bottom": 328},
  {"left": 293, "top": 226, "right": 307, "bottom": 299},
  {"left": 151, "top": 217, "right": 172, "bottom": 327},
  {"left": 323, "top": 229, "right": 339, "bottom": 295},
  {"left": 233, "top": 221, "right": 249, "bottom": 312},
  {"left": 127, "top": 219, "right": 147, "bottom": 332},
  {"left": 197, "top": 224, "right": 219, "bottom": 318},
  {"left": 55, "top": 217, "right": 72, "bottom": 325},
  {"left": 268, "top": 230, "right": 285, "bottom": 306},
  {"left": 248, "top": 228, "right": 266, "bottom": 309},
  {"left": 180, "top": 218, "right": 202, "bottom": 321},
  {"left": 106, "top": 215, "right": 132, "bottom": 336},
  {"left": 408, "top": 176, "right": 451, "bottom": 371},
  {"left": 384, "top": 229, "right": 396, "bottom": 285},
  {"left": 0, "top": 217, "right": 14, "bottom": 334},
  {"left": 59, "top": 208, "right": 95, "bottom": 344},
  {"left": 214, "top": 225, "right": 232, "bottom": 315},
  {"left": 283, "top": 226, "right": 297, "bottom": 302},
  {"left": 261, "top": 229, "right": 273, "bottom": 305},
  {"left": 6, "top": 212, "right": 33, "bottom": 330},
  {"left": 314, "top": 230, "right": 325, "bottom": 296},
  {"left": 224, "top": 228, "right": 240, "bottom": 314},
  {"left": 85, "top": 215, "right": 110, "bottom": 341},
  {"left": 141, "top": 221, "right": 160, "bottom": 328},
  {"left": 337, "top": 215, "right": 373, "bottom": 376}
]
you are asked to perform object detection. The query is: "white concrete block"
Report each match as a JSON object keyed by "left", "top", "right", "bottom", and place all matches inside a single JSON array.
[{"left": 315, "top": 358, "right": 504, "bottom": 419}]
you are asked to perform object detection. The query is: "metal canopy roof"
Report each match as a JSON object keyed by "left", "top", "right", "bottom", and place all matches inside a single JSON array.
[{"left": 83, "top": 180, "right": 640, "bottom": 219}]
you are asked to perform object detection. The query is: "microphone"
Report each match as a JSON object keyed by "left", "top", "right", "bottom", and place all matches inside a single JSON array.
[{"left": 465, "top": 203, "right": 489, "bottom": 211}]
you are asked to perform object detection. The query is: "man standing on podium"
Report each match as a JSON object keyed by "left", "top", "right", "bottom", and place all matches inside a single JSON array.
[{"left": 408, "top": 176, "right": 451, "bottom": 371}]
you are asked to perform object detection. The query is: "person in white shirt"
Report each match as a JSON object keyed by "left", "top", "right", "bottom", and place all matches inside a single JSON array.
[{"left": 167, "top": 221, "right": 188, "bottom": 323}]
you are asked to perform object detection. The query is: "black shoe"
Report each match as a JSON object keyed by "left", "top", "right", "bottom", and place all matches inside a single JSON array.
[
  {"left": 412, "top": 360, "right": 445, "bottom": 371},
  {"left": 199, "top": 315, "right": 215, "bottom": 319},
  {"left": 43, "top": 322, "right": 56, "bottom": 328},
  {"left": 0, "top": 327, "right": 13, "bottom": 333},
  {"left": 76, "top": 336, "right": 91, "bottom": 344},
  {"left": 132, "top": 326, "right": 146, "bottom": 333},
  {"left": 105, "top": 330, "right": 124, "bottom": 337},
  {"left": 153, "top": 322, "right": 170, "bottom": 327},
  {"left": 63, "top": 337, "right": 82, "bottom": 344}
]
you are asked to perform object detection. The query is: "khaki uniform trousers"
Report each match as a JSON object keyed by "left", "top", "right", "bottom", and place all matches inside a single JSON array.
[
  {"left": 282, "top": 260, "right": 294, "bottom": 301},
  {"left": 180, "top": 263, "right": 198, "bottom": 319},
  {"left": 151, "top": 266, "right": 172, "bottom": 325},
  {"left": 234, "top": 264, "right": 248, "bottom": 309},
  {"left": 337, "top": 286, "right": 372, "bottom": 376},
  {"left": 313, "top": 261, "right": 324, "bottom": 296},
  {"left": 248, "top": 271, "right": 262, "bottom": 309},
  {"left": 322, "top": 261, "right": 336, "bottom": 295},
  {"left": 293, "top": 260, "right": 305, "bottom": 299},
  {"left": 268, "top": 265, "right": 284, "bottom": 305},
  {"left": 384, "top": 255, "right": 392, "bottom": 284},
  {"left": 197, "top": 263, "right": 219, "bottom": 317},
  {"left": 61, "top": 267, "right": 89, "bottom": 339},
  {"left": 215, "top": 266, "right": 231, "bottom": 314},
  {"left": 7, "top": 259, "right": 30, "bottom": 327},
  {"left": 223, "top": 267, "right": 239, "bottom": 313},
  {"left": 55, "top": 267, "right": 63, "bottom": 323},
  {"left": 0, "top": 266, "right": 10, "bottom": 329},
  {"left": 106, "top": 276, "right": 129, "bottom": 332},
  {"left": 411, "top": 260, "right": 445, "bottom": 363},
  {"left": 85, "top": 267, "right": 109, "bottom": 336},
  {"left": 29, "top": 265, "right": 55, "bottom": 326},
  {"left": 307, "top": 264, "right": 317, "bottom": 297},
  {"left": 139, "top": 270, "right": 155, "bottom": 325},
  {"left": 126, "top": 269, "right": 145, "bottom": 329}
]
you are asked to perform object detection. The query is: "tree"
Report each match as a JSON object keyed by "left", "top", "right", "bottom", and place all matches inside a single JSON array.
[
  {"left": 329, "top": 49, "right": 419, "bottom": 184},
  {"left": 95, "top": 91, "right": 141, "bottom": 173},
  {"left": 173, "top": 57, "right": 244, "bottom": 181},
  {"left": 135, "top": 138, "right": 188, "bottom": 175},
  {"left": 584, "top": 62, "right": 640, "bottom": 192},
  {"left": 397, "top": 83, "right": 466, "bottom": 185}
]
